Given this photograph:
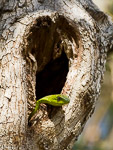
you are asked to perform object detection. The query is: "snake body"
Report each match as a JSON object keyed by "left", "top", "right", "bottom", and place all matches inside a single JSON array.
[{"left": 28, "top": 94, "right": 70, "bottom": 122}]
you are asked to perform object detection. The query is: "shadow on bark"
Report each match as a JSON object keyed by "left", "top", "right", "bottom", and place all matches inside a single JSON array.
[{"left": 23, "top": 15, "right": 80, "bottom": 123}]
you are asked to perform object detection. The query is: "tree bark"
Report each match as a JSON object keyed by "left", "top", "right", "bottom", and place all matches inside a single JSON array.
[{"left": 0, "top": 0, "right": 113, "bottom": 149}]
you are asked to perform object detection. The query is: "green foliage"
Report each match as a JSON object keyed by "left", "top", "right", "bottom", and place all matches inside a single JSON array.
[{"left": 107, "top": 1, "right": 113, "bottom": 15}]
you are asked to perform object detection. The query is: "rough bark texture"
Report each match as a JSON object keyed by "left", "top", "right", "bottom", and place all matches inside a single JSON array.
[{"left": 0, "top": 0, "right": 113, "bottom": 150}]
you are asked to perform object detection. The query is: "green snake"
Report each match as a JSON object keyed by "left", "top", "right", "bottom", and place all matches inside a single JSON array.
[{"left": 28, "top": 94, "right": 70, "bottom": 122}]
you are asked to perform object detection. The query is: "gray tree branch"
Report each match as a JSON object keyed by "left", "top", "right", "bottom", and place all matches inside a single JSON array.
[{"left": 0, "top": 0, "right": 113, "bottom": 150}]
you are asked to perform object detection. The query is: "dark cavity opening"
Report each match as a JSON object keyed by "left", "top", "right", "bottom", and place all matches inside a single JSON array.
[
  {"left": 25, "top": 15, "right": 79, "bottom": 118},
  {"left": 36, "top": 51, "right": 68, "bottom": 100}
]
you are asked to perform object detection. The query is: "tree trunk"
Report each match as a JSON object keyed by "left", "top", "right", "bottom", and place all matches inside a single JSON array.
[{"left": 0, "top": 0, "right": 113, "bottom": 149}]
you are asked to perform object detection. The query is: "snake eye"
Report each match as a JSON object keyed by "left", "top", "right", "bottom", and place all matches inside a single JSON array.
[{"left": 57, "top": 96, "right": 62, "bottom": 101}]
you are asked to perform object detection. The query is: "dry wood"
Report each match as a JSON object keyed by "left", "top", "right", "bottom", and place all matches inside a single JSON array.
[{"left": 0, "top": 0, "right": 113, "bottom": 149}]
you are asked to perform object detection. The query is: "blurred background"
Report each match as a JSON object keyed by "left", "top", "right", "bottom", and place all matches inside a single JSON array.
[{"left": 73, "top": 0, "right": 113, "bottom": 150}]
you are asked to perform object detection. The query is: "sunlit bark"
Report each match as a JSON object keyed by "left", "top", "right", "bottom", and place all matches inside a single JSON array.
[{"left": 0, "top": 0, "right": 113, "bottom": 149}]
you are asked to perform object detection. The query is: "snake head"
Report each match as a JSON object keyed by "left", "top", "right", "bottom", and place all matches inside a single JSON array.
[
  {"left": 41, "top": 94, "right": 70, "bottom": 106},
  {"left": 56, "top": 94, "right": 70, "bottom": 104}
]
